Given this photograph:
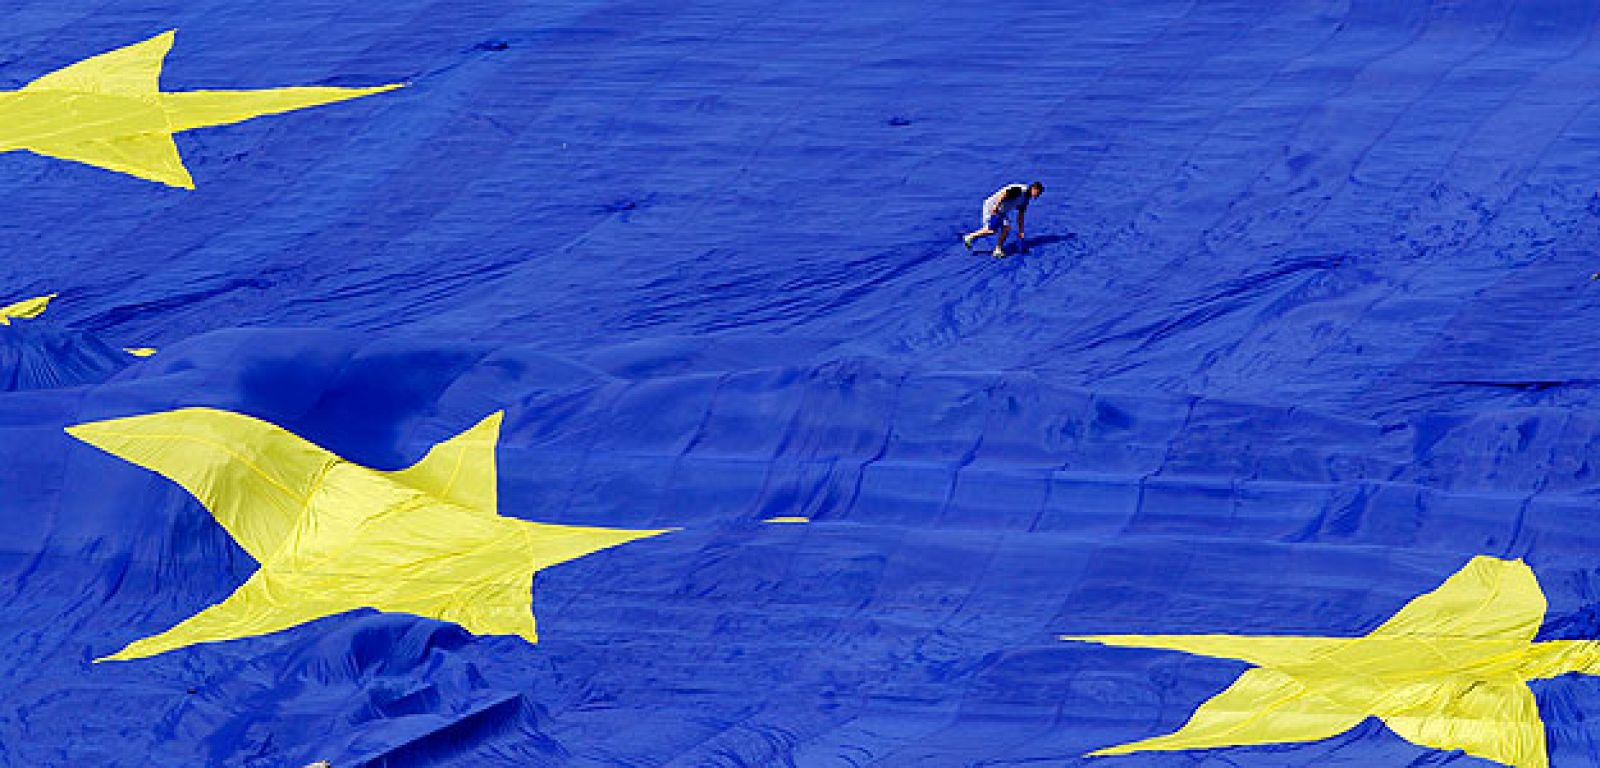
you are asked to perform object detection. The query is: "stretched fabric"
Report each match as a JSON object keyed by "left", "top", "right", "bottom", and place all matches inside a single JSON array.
[{"left": 7, "top": 2, "right": 1600, "bottom": 767}]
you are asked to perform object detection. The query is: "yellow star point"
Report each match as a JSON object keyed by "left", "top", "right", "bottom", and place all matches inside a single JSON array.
[
  {"left": 1064, "top": 556, "right": 1600, "bottom": 768},
  {"left": 1, "top": 30, "right": 402, "bottom": 188},
  {"left": 66, "top": 407, "right": 670, "bottom": 661},
  {"left": 0, "top": 293, "right": 55, "bottom": 325}
]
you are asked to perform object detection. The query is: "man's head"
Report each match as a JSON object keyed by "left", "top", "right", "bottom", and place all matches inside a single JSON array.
[{"left": 1029, "top": 181, "right": 1044, "bottom": 197}]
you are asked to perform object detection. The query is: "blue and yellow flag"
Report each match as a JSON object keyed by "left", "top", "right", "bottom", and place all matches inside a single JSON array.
[{"left": 7, "top": 2, "right": 1600, "bottom": 766}]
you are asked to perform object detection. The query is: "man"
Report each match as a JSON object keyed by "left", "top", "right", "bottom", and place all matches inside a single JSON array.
[{"left": 964, "top": 181, "right": 1043, "bottom": 257}]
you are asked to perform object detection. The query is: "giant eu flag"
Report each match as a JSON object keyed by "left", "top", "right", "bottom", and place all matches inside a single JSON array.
[{"left": 6, "top": 2, "right": 1600, "bottom": 766}]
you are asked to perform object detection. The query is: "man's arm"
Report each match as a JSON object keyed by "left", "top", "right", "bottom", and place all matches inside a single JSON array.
[{"left": 1016, "top": 207, "right": 1027, "bottom": 241}]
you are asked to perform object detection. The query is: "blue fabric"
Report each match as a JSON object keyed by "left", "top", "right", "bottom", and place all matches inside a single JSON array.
[{"left": 5, "top": 1, "right": 1600, "bottom": 766}]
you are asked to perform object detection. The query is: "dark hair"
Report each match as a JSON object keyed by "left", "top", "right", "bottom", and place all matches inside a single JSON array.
[{"left": 1029, "top": 181, "right": 1044, "bottom": 194}]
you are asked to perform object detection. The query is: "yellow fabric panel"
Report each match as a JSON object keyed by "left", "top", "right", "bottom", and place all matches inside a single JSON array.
[
  {"left": 388, "top": 411, "right": 502, "bottom": 512},
  {"left": 0, "top": 92, "right": 169, "bottom": 151},
  {"left": 1065, "top": 557, "right": 1600, "bottom": 768},
  {"left": 27, "top": 132, "right": 194, "bottom": 189},
  {"left": 100, "top": 570, "right": 338, "bottom": 662},
  {"left": 0, "top": 30, "right": 401, "bottom": 188},
  {"left": 0, "top": 293, "right": 55, "bottom": 325},
  {"left": 22, "top": 30, "right": 172, "bottom": 95},
  {"left": 1063, "top": 634, "right": 1341, "bottom": 668},
  {"left": 1520, "top": 640, "right": 1600, "bottom": 679},
  {"left": 67, "top": 408, "right": 343, "bottom": 564},
  {"left": 1087, "top": 667, "right": 1364, "bottom": 756},
  {"left": 123, "top": 348, "right": 158, "bottom": 357},
  {"left": 160, "top": 86, "right": 402, "bottom": 133},
  {"left": 67, "top": 407, "right": 672, "bottom": 662},
  {"left": 1370, "top": 554, "right": 1544, "bottom": 642},
  {"left": 1385, "top": 679, "right": 1546, "bottom": 768}
]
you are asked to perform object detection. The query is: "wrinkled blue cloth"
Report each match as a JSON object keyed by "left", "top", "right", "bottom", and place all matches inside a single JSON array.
[{"left": 5, "top": 1, "right": 1600, "bottom": 766}]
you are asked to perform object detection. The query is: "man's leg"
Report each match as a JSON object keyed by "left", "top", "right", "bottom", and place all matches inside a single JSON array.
[
  {"left": 966, "top": 212, "right": 1006, "bottom": 250},
  {"left": 992, "top": 222, "right": 1010, "bottom": 257}
]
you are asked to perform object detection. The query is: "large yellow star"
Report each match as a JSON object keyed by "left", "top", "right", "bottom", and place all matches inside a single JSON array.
[
  {"left": 1064, "top": 556, "right": 1600, "bottom": 768},
  {"left": 67, "top": 408, "right": 670, "bottom": 661},
  {"left": 1, "top": 30, "right": 400, "bottom": 189}
]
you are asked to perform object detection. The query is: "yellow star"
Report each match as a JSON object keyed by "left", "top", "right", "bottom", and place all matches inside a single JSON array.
[
  {"left": 67, "top": 408, "right": 670, "bottom": 661},
  {"left": 1064, "top": 556, "right": 1600, "bottom": 768},
  {"left": 1, "top": 30, "right": 400, "bottom": 189},
  {"left": 0, "top": 293, "right": 55, "bottom": 325}
]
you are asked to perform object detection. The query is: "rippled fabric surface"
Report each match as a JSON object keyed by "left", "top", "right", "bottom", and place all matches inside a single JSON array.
[{"left": 7, "top": 2, "right": 1600, "bottom": 766}]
